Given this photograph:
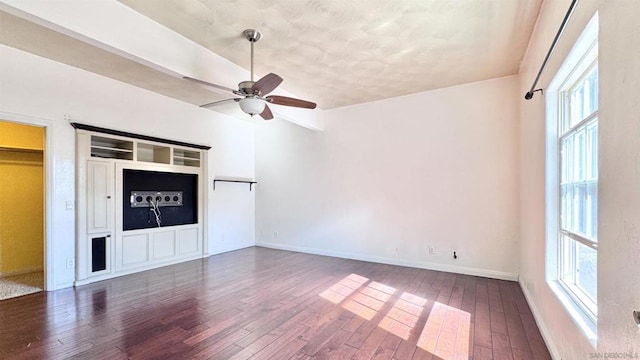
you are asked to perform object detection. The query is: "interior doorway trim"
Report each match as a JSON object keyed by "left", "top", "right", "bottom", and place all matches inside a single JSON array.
[{"left": 0, "top": 111, "right": 55, "bottom": 291}]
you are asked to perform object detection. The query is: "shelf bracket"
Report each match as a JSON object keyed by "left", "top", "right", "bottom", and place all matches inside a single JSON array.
[{"left": 213, "top": 179, "right": 257, "bottom": 191}]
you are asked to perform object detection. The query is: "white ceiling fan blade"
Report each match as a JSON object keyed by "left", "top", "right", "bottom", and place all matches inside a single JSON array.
[
  {"left": 200, "top": 98, "right": 240, "bottom": 108},
  {"left": 183, "top": 76, "right": 237, "bottom": 94}
]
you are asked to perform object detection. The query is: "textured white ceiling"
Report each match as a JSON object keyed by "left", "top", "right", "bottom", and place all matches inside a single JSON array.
[
  {"left": 0, "top": 1, "right": 542, "bottom": 115},
  {"left": 117, "top": 0, "right": 543, "bottom": 109}
]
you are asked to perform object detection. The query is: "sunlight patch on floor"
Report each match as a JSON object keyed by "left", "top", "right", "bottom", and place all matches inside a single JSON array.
[
  {"left": 378, "top": 292, "right": 426, "bottom": 340},
  {"left": 342, "top": 281, "right": 396, "bottom": 320},
  {"left": 417, "top": 302, "right": 471, "bottom": 360},
  {"left": 319, "top": 273, "right": 369, "bottom": 304},
  {"left": 319, "top": 274, "right": 471, "bottom": 360}
]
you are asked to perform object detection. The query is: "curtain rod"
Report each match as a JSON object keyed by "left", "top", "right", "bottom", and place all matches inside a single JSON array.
[{"left": 525, "top": 0, "right": 579, "bottom": 100}]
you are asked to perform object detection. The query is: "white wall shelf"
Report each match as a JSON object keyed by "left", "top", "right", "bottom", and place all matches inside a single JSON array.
[{"left": 213, "top": 179, "right": 257, "bottom": 191}]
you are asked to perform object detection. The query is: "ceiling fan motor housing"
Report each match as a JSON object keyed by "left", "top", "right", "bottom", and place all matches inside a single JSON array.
[{"left": 238, "top": 80, "right": 258, "bottom": 95}]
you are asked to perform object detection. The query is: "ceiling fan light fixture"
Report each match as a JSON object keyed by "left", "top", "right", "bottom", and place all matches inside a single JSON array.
[{"left": 239, "top": 97, "right": 265, "bottom": 116}]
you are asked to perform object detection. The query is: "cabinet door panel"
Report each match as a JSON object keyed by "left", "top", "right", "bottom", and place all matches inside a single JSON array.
[{"left": 87, "top": 161, "right": 112, "bottom": 234}]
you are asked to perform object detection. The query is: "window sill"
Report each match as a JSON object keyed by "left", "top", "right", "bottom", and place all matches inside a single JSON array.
[{"left": 549, "top": 280, "right": 597, "bottom": 347}]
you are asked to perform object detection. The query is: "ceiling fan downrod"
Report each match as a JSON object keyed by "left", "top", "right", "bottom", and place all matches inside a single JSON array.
[{"left": 243, "top": 29, "right": 262, "bottom": 83}]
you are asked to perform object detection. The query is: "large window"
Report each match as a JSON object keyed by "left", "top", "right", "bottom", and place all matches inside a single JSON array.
[
  {"left": 558, "top": 61, "right": 598, "bottom": 316},
  {"left": 546, "top": 14, "right": 598, "bottom": 339}
]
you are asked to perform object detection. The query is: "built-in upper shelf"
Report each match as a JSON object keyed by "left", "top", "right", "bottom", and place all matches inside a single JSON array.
[
  {"left": 173, "top": 148, "right": 201, "bottom": 167},
  {"left": 89, "top": 135, "right": 202, "bottom": 167},
  {"left": 137, "top": 143, "right": 170, "bottom": 164},
  {"left": 75, "top": 122, "right": 209, "bottom": 168},
  {"left": 90, "top": 136, "right": 134, "bottom": 160}
]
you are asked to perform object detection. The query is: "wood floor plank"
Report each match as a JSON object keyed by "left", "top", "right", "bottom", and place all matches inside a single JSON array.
[
  {"left": 312, "top": 328, "right": 359, "bottom": 360},
  {"left": 371, "top": 333, "right": 402, "bottom": 360},
  {"left": 474, "top": 282, "right": 493, "bottom": 349},
  {"left": 299, "top": 309, "right": 353, "bottom": 355},
  {"left": 186, "top": 328, "right": 251, "bottom": 359},
  {"left": 0, "top": 247, "right": 551, "bottom": 360},
  {"left": 251, "top": 325, "right": 309, "bottom": 359},
  {"left": 351, "top": 327, "right": 389, "bottom": 360}
]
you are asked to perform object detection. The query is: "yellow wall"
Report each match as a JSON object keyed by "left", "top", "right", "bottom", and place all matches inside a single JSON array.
[
  {"left": 0, "top": 121, "right": 44, "bottom": 150},
  {"left": 0, "top": 121, "right": 44, "bottom": 276}
]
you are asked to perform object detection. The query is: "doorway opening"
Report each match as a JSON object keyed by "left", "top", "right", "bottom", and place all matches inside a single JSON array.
[{"left": 0, "top": 120, "right": 45, "bottom": 300}]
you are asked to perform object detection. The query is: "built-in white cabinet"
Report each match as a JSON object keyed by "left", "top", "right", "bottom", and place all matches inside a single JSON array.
[{"left": 74, "top": 125, "right": 208, "bottom": 286}]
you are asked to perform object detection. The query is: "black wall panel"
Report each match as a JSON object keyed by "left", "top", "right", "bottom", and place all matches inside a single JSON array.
[{"left": 122, "top": 169, "right": 198, "bottom": 230}]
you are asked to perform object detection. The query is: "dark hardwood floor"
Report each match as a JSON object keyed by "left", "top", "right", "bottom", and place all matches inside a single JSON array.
[{"left": 0, "top": 247, "right": 550, "bottom": 359}]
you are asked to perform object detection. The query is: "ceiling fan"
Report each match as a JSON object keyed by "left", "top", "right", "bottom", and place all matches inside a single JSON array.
[{"left": 184, "top": 29, "right": 317, "bottom": 120}]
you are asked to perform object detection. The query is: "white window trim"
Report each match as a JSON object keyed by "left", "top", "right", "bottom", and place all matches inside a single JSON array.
[{"left": 545, "top": 13, "right": 599, "bottom": 347}]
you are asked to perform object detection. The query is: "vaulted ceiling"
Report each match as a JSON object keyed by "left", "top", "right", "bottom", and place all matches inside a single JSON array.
[{"left": 0, "top": 0, "right": 543, "bottom": 113}]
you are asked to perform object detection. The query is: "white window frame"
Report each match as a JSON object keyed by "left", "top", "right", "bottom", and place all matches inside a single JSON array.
[
  {"left": 557, "top": 61, "right": 598, "bottom": 314},
  {"left": 545, "top": 13, "right": 599, "bottom": 345}
]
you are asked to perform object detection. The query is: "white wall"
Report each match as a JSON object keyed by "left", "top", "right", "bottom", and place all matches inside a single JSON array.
[
  {"left": 519, "top": 0, "right": 640, "bottom": 358},
  {"left": 256, "top": 75, "right": 520, "bottom": 280},
  {"left": 595, "top": 0, "right": 640, "bottom": 355},
  {"left": 0, "top": 45, "right": 256, "bottom": 289}
]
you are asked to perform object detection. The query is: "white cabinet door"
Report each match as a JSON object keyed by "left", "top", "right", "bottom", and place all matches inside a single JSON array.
[{"left": 87, "top": 161, "right": 112, "bottom": 234}]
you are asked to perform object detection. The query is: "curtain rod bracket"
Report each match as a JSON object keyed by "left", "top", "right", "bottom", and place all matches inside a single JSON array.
[{"left": 524, "top": 89, "right": 544, "bottom": 100}]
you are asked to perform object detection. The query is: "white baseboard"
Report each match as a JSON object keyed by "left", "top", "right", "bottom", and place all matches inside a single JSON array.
[
  {"left": 519, "top": 280, "right": 561, "bottom": 360},
  {"left": 256, "top": 241, "right": 518, "bottom": 281},
  {"left": 54, "top": 281, "right": 74, "bottom": 290},
  {"left": 208, "top": 242, "right": 254, "bottom": 256}
]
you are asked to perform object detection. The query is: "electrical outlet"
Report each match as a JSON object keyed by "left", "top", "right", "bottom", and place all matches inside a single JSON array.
[
  {"left": 453, "top": 250, "right": 458, "bottom": 259},
  {"left": 66, "top": 258, "right": 75, "bottom": 269},
  {"left": 274, "top": 231, "right": 279, "bottom": 239},
  {"left": 428, "top": 246, "right": 436, "bottom": 255}
]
